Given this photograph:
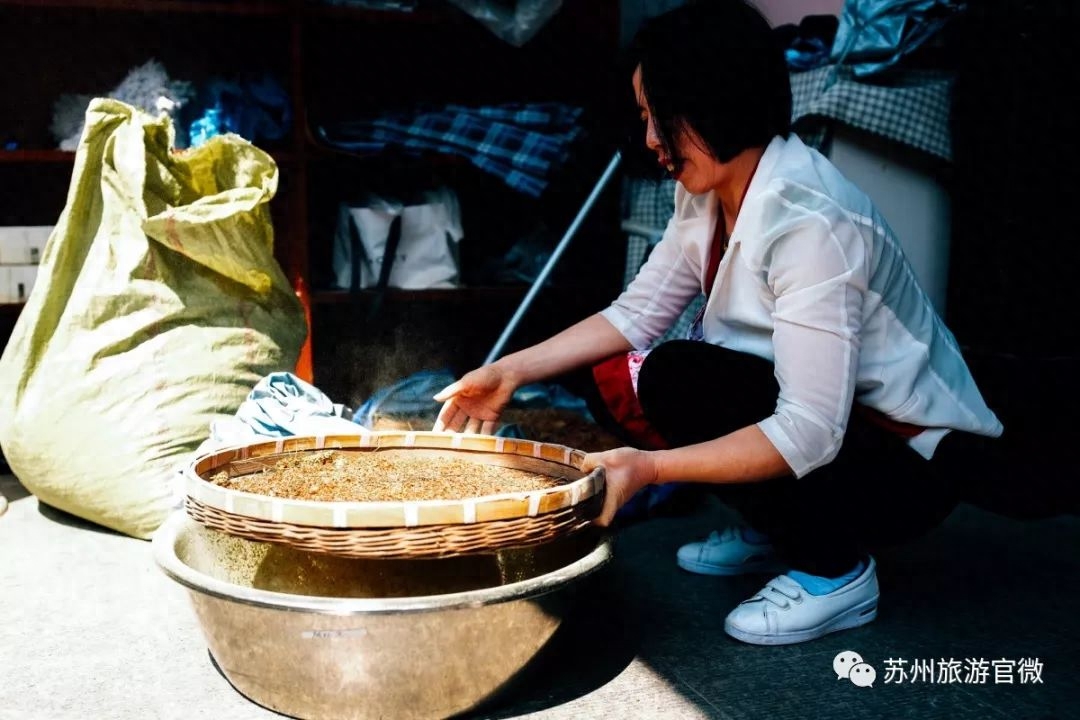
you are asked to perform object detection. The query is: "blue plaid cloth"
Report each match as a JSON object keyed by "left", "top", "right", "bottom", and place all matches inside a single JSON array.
[
  {"left": 318, "top": 103, "right": 585, "bottom": 197},
  {"left": 791, "top": 64, "right": 954, "bottom": 161}
]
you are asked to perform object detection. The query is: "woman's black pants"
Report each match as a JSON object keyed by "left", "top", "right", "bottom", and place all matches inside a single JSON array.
[{"left": 626, "top": 340, "right": 963, "bottom": 577}]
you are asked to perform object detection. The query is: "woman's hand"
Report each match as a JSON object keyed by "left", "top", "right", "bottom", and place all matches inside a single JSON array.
[
  {"left": 432, "top": 365, "right": 518, "bottom": 435},
  {"left": 582, "top": 447, "right": 660, "bottom": 527}
]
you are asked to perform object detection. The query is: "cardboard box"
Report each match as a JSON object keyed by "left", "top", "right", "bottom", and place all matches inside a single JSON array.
[
  {"left": 0, "top": 226, "right": 51, "bottom": 265},
  {"left": 0, "top": 264, "right": 39, "bottom": 303},
  {"left": 23, "top": 226, "right": 51, "bottom": 263}
]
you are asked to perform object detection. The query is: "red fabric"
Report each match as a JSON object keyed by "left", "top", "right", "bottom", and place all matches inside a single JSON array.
[
  {"left": 704, "top": 216, "right": 726, "bottom": 293},
  {"left": 592, "top": 354, "right": 669, "bottom": 450},
  {"left": 854, "top": 404, "right": 925, "bottom": 439},
  {"left": 705, "top": 159, "right": 760, "bottom": 292}
]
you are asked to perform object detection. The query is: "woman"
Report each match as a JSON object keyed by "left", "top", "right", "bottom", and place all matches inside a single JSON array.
[{"left": 432, "top": 0, "right": 1003, "bottom": 646}]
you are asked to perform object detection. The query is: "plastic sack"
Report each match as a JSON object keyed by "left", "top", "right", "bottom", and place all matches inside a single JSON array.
[
  {"left": 332, "top": 188, "right": 463, "bottom": 291},
  {"left": 352, "top": 368, "right": 456, "bottom": 429},
  {"left": 0, "top": 98, "right": 307, "bottom": 539},
  {"left": 830, "top": 0, "right": 964, "bottom": 77},
  {"left": 445, "top": 0, "right": 563, "bottom": 47},
  {"left": 352, "top": 368, "right": 592, "bottom": 433}
]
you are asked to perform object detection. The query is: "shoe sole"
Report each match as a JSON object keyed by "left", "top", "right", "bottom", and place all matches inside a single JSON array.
[
  {"left": 724, "top": 596, "right": 879, "bottom": 646},
  {"left": 677, "top": 557, "right": 787, "bottom": 577}
]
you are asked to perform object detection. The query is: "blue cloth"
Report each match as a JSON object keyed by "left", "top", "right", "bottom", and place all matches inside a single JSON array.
[
  {"left": 830, "top": 0, "right": 964, "bottom": 78},
  {"left": 209, "top": 371, "right": 358, "bottom": 445},
  {"left": 317, "top": 103, "right": 585, "bottom": 197},
  {"left": 614, "top": 483, "right": 683, "bottom": 523},
  {"left": 511, "top": 382, "right": 592, "bottom": 418},
  {"left": 186, "top": 75, "right": 291, "bottom": 149},
  {"left": 786, "top": 37, "right": 834, "bottom": 71}
]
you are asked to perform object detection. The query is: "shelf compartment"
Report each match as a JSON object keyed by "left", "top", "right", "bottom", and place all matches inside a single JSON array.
[
  {"left": 0, "top": 147, "right": 294, "bottom": 167},
  {"left": 312, "top": 286, "right": 529, "bottom": 304},
  {"left": 0, "top": 0, "right": 289, "bottom": 15},
  {"left": 0, "top": 150, "right": 74, "bottom": 163},
  {"left": 0, "top": 0, "right": 448, "bottom": 20}
]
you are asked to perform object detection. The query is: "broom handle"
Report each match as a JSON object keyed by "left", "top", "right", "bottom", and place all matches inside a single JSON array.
[{"left": 484, "top": 150, "right": 622, "bottom": 365}]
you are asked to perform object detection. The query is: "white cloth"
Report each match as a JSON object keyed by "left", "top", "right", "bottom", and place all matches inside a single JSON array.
[
  {"left": 172, "top": 372, "right": 364, "bottom": 510},
  {"left": 601, "top": 134, "right": 1002, "bottom": 478}
]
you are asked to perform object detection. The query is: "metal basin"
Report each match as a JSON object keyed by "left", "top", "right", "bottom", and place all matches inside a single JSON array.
[{"left": 153, "top": 512, "right": 613, "bottom": 720}]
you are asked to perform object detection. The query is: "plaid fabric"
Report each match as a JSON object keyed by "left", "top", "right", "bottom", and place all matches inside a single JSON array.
[
  {"left": 318, "top": 103, "right": 585, "bottom": 197},
  {"left": 621, "top": 177, "right": 676, "bottom": 288},
  {"left": 791, "top": 64, "right": 954, "bottom": 161},
  {"left": 659, "top": 295, "right": 706, "bottom": 344}
]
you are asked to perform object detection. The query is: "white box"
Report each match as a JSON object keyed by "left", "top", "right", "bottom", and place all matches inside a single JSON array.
[
  {"left": 0, "top": 264, "right": 39, "bottom": 303},
  {"left": 825, "top": 126, "right": 951, "bottom": 313},
  {"left": 0, "top": 229, "right": 23, "bottom": 264},
  {"left": 0, "top": 226, "right": 52, "bottom": 265},
  {"left": 0, "top": 267, "right": 12, "bottom": 302},
  {"left": 23, "top": 226, "right": 51, "bottom": 263}
]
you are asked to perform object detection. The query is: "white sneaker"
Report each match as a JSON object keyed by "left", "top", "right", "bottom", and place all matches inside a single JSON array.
[
  {"left": 723, "top": 556, "right": 879, "bottom": 646},
  {"left": 676, "top": 526, "right": 786, "bottom": 576}
]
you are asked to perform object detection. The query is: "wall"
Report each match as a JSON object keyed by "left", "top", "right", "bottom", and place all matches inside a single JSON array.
[
  {"left": 621, "top": 0, "right": 843, "bottom": 44},
  {"left": 755, "top": 0, "right": 843, "bottom": 27}
]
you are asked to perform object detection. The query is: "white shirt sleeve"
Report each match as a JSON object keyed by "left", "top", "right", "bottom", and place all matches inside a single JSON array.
[
  {"left": 600, "top": 214, "right": 704, "bottom": 351},
  {"left": 754, "top": 194, "right": 869, "bottom": 478}
]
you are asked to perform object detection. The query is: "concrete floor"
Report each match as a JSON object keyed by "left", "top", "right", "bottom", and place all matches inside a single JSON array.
[{"left": 2, "top": 472, "right": 1078, "bottom": 720}]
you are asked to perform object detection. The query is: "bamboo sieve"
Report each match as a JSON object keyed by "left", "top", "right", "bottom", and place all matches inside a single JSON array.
[{"left": 183, "top": 431, "right": 605, "bottom": 559}]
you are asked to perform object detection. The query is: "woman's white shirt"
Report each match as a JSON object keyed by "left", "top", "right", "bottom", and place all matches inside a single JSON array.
[{"left": 601, "top": 133, "right": 1003, "bottom": 478}]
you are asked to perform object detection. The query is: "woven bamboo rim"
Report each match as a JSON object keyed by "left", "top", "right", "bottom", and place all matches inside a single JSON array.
[
  {"left": 183, "top": 432, "right": 606, "bottom": 558},
  {"left": 186, "top": 493, "right": 603, "bottom": 559}
]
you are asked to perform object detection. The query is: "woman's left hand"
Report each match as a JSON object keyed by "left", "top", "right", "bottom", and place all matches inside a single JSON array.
[{"left": 581, "top": 447, "right": 660, "bottom": 527}]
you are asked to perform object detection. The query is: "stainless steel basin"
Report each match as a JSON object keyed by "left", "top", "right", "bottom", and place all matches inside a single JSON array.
[{"left": 153, "top": 512, "right": 613, "bottom": 720}]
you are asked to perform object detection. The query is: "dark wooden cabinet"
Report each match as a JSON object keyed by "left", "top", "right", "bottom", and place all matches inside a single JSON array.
[{"left": 0, "top": 0, "right": 624, "bottom": 396}]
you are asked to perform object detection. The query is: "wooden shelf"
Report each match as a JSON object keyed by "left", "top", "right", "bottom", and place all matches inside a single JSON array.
[
  {"left": 0, "top": 150, "right": 74, "bottom": 164},
  {"left": 312, "top": 286, "right": 529, "bottom": 304},
  {"left": 0, "top": 0, "right": 289, "bottom": 15},
  {"left": 308, "top": 2, "right": 450, "bottom": 23},
  {"left": 0, "top": 0, "right": 447, "bottom": 20},
  {"left": 304, "top": 141, "right": 471, "bottom": 170},
  {"left": 0, "top": 148, "right": 295, "bottom": 165}
]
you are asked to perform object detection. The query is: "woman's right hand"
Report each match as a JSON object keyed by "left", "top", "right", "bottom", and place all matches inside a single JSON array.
[{"left": 432, "top": 364, "right": 518, "bottom": 435}]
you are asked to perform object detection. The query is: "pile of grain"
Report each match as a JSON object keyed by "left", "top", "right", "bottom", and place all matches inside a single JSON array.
[
  {"left": 500, "top": 408, "right": 624, "bottom": 452},
  {"left": 209, "top": 450, "right": 562, "bottom": 502},
  {"left": 369, "top": 407, "right": 624, "bottom": 453}
]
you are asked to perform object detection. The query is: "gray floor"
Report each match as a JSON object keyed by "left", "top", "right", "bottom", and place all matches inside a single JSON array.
[{"left": 2, "top": 472, "right": 1077, "bottom": 720}]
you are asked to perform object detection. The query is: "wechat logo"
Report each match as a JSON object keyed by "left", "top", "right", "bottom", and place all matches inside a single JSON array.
[{"left": 834, "top": 651, "right": 876, "bottom": 688}]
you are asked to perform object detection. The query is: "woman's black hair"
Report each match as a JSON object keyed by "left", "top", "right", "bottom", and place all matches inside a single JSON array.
[{"left": 623, "top": 0, "right": 792, "bottom": 175}]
